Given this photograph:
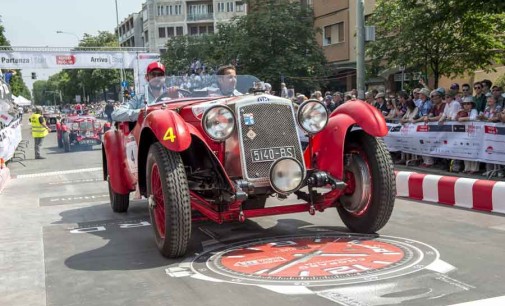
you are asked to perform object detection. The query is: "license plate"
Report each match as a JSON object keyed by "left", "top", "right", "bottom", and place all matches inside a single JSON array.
[
  {"left": 80, "top": 139, "right": 97, "bottom": 145},
  {"left": 251, "top": 146, "right": 295, "bottom": 163}
]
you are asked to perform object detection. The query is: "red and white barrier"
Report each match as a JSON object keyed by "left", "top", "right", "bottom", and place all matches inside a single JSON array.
[
  {"left": 0, "top": 166, "right": 10, "bottom": 193},
  {"left": 395, "top": 171, "right": 505, "bottom": 214}
]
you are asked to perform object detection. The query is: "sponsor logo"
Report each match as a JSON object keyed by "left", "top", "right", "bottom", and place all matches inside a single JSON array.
[
  {"left": 257, "top": 96, "right": 270, "bottom": 103},
  {"left": 486, "top": 146, "right": 494, "bottom": 154},
  {"left": 243, "top": 113, "right": 255, "bottom": 125},
  {"left": 56, "top": 55, "right": 76, "bottom": 65}
]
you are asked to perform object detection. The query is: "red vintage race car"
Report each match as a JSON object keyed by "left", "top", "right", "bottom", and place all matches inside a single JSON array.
[
  {"left": 57, "top": 115, "right": 103, "bottom": 152},
  {"left": 43, "top": 113, "right": 60, "bottom": 132},
  {"left": 102, "top": 75, "right": 395, "bottom": 258}
]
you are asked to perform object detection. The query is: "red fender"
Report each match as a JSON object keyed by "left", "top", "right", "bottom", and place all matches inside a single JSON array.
[
  {"left": 142, "top": 109, "right": 192, "bottom": 152},
  {"left": 305, "top": 100, "right": 388, "bottom": 179},
  {"left": 103, "top": 130, "right": 136, "bottom": 194}
]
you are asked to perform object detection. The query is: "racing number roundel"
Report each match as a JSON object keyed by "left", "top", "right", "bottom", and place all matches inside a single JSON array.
[{"left": 191, "top": 233, "right": 439, "bottom": 287}]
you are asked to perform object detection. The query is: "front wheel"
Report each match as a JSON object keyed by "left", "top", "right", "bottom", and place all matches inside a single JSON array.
[
  {"left": 147, "top": 143, "right": 191, "bottom": 258},
  {"left": 337, "top": 131, "right": 395, "bottom": 233}
]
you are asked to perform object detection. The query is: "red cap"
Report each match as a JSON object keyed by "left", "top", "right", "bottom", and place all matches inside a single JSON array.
[{"left": 147, "top": 62, "right": 165, "bottom": 74}]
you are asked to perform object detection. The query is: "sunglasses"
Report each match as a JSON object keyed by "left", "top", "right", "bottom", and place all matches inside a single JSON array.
[
  {"left": 462, "top": 89, "right": 469, "bottom": 91},
  {"left": 430, "top": 95, "right": 440, "bottom": 98},
  {"left": 474, "top": 86, "right": 481, "bottom": 89},
  {"left": 149, "top": 72, "right": 164, "bottom": 77}
]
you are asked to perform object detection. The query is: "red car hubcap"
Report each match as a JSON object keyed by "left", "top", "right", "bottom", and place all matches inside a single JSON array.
[
  {"left": 341, "top": 149, "right": 372, "bottom": 216},
  {"left": 151, "top": 164, "right": 165, "bottom": 239}
]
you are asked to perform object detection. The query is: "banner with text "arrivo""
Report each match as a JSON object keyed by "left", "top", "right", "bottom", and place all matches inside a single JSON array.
[{"left": 0, "top": 51, "right": 159, "bottom": 70}]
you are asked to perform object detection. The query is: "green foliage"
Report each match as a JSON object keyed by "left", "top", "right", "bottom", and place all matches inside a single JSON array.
[
  {"left": 9, "top": 71, "right": 31, "bottom": 99},
  {"left": 495, "top": 73, "right": 505, "bottom": 88},
  {"left": 162, "top": 1, "right": 327, "bottom": 93},
  {"left": 367, "top": 0, "right": 505, "bottom": 87}
]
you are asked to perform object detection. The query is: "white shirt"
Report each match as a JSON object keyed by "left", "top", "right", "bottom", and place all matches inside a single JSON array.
[{"left": 441, "top": 100, "right": 461, "bottom": 121}]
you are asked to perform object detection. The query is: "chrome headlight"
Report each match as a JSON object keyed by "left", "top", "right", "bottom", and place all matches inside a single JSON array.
[
  {"left": 202, "top": 105, "right": 235, "bottom": 141},
  {"left": 297, "top": 100, "right": 329, "bottom": 134},
  {"left": 269, "top": 157, "right": 304, "bottom": 194}
]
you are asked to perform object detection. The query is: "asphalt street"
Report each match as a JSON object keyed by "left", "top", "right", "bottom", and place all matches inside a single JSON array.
[{"left": 1, "top": 117, "right": 505, "bottom": 306}]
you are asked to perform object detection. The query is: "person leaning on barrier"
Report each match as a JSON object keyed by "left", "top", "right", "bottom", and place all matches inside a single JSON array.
[
  {"left": 439, "top": 90, "right": 461, "bottom": 124},
  {"left": 29, "top": 106, "right": 51, "bottom": 160}
]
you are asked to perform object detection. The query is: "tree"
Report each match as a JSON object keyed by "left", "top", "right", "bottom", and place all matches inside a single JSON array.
[
  {"left": 0, "top": 24, "right": 31, "bottom": 99},
  {"left": 162, "top": 1, "right": 327, "bottom": 93},
  {"left": 367, "top": 0, "right": 505, "bottom": 87}
]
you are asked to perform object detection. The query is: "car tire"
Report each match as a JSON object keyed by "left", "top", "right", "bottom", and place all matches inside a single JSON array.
[
  {"left": 337, "top": 131, "right": 395, "bottom": 233},
  {"left": 62, "top": 132, "right": 70, "bottom": 152},
  {"left": 146, "top": 142, "right": 191, "bottom": 258},
  {"left": 107, "top": 176, "right": 130, "bottom": 212}
]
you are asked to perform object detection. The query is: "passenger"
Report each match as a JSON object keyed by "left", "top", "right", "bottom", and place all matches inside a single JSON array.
[{"left": 209, "top": 65, "right": 243, "bottom": 97}]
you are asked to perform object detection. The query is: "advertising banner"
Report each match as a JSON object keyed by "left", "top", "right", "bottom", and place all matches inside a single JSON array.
[
  {"left": 0, "top": 51, "right": 159, "bottom": 70},
  {"left": 384, "top": 122, "right": 505, "bottom": 165},
  {"left": 0, "top": 118, "right": 22, "bottom": 162}
]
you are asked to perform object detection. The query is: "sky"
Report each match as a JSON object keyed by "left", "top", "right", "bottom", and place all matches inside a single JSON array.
[{"left": 1, "top": 0, "right": 145, "bottom": 91}]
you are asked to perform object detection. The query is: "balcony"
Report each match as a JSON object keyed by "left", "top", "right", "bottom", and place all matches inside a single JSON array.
[{"left": 187, "top": 13, "right": 213, "bottom": 21}]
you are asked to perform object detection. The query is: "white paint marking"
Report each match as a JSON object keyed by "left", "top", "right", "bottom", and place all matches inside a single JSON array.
[
  {"left": 299, "top": 270, "right": 310, "bottom": 277},
  {"left": 16, "top": 167, "right": 102, "bottom": 178},
  {"left": 258, "top": 285, "right": 313, "bottom": 295},
  {"left": 492, "top": 182, "right": 505, "bottom": 214},
  {"left": 454, "top": 178, "right": 477, "bottom": 209},
  {"left": 226, "top": 255, "right": 245, "bottom": 258},
  {"left": 447, "top": 295, "right": 505, "bottom": 305},
  {"left": 396, "top": 171, "right": 415, "bottom": 197},
  {"left": 422, "top": 174, "right": 442, "bottom": 202},
  {"left": 372, "top": 261, "right": 392, "bottom": 265},
  {"left": 425, "top": 259, "right": 456, "bottom": 273}
]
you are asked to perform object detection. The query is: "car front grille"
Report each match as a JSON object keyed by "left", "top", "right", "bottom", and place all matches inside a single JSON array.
[{"left": 237, "top": 102, "right": 304, "bottom": 184}]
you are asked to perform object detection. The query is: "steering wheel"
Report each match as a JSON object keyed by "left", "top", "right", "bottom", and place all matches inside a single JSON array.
[{"left": 155, "top": 88, "right": 192, "bottom": 102}]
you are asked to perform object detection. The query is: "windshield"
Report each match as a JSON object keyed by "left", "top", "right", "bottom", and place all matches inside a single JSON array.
[
  {"left": 79, "top": 121, "right": 94, "bottom": 131},
  {"left": 140, "top": 75, "right": 261, "bottom": 105}
]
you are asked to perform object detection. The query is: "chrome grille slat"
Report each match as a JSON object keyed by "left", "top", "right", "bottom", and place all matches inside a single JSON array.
[{"left": 237, "top": 102, "right": 304, "bottom": 183}]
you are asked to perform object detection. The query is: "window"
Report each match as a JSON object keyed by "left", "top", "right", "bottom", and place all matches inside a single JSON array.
[
  {"left": 236, "top": 1, "right": 244, "bottom": 12},
  {"left": 323, "top": 22, "right": 344, "bottom": 46},
  {"left": 208, "top": 25, "right": 214, "bottom": 34},
  {"left": 175, "top": 4, "right": 182, "bottom": 15},
  {"left": 144, "top": 30, "right": 149, "bottom": 43},
  {"left": 158, "top": 27, "right": 166, "bottom": 38},
  {"left": 167, "top": 27, "right": 174, "bottom": 37},
  {"left": 168, "top": 5, "right": 173, "bottom": 15},
  {"left": 190, "top": 26, "right": 198, "bottom": 35},
  {"left": 157, "top": 5, "right": 161, "bottom": 16},
  {"left": 176, "top": 26, "right": 183, "bottom": 36},
  {"left": 218, "top": 2, "right": 225, "bottom": 12},
  {"left": 161, "top": 5, "right": 165, "bottom": 15},
  {"left": 199, "top": 26, "right": 207, "bottom": 35},
  {"left": 226, "top": 2, "right": 234, "bottom": 12}
]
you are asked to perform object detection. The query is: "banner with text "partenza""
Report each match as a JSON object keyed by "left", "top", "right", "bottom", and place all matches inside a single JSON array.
[
  {"left": 383, "top": 121, "right": 505, "bottom": 165},
  {"left": 0, "top": 51, "right": 159, "bottom": 69}
]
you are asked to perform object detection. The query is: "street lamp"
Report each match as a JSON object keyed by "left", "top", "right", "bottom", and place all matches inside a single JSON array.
[
  {"left": 115, "top": 0, "right": 126, "bottom": 103},
  {"left": 56, "top": 31, "right": 80, "bottom": 44}
]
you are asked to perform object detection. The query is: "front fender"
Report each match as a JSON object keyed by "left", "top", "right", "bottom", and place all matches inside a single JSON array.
[
  {"left": 143, "top": 109, "right": 192, "bottom": 152},
  {"left": 103, "top": 130, "right": 136, "bottom": 194},
  {"left": 330, "top": 100, "right": 388, "bottom": 137},
  {"left": 306, "top": 101, "right": 388, "bottom": 179}
]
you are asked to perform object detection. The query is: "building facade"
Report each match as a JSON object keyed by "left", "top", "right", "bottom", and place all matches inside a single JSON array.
[
  {"left": 117, "top": 0, "right": 247, "bottom": 54},
  {"left": 312, "top": 0, "right": 376, "bottom": 92}
]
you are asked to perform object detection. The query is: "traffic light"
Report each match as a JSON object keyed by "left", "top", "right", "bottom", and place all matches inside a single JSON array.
[{"left": 31, "top": 72, "right": 37, "bottom": 80}]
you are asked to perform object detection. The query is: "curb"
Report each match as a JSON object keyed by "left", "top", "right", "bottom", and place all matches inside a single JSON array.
[
  {"left": 395, "top": 171, "right": 505, "bottom": 214},
  {"left": 0, "top": 166, "right": 11, "bottom": 193}
]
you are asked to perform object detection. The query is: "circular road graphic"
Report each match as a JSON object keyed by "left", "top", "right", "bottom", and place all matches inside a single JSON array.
[{"left": 192, "top": 233, "right": 439, "bottom": 287}]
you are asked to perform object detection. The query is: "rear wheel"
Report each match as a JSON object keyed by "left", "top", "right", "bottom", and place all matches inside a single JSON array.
[
  {"left": 62, "top": 132, "right": 70, "bottom": 152},
  {"left": 147, "top": 143, "right": 191, "bottom": 258},
  {"left": 337, "top": 131, "right": 395, "bottom": 233},
  {"left": 107, "top": 176, "right": 130, "bottom": 212}
]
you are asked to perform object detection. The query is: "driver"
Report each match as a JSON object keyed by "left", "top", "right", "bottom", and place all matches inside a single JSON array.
[
  {"left": 111, "top": 61, "right": 179, "bottom": 122},
  {"left": 209, "top": 65, "right": 242, "bottom": 96}
]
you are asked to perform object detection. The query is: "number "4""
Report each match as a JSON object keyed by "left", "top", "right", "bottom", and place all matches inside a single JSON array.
[{"left": 163, "top": 127, "right": 176, "bottom": 142}]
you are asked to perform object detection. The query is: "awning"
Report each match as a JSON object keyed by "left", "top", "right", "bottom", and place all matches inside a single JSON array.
[{"left": 13, "top": 95, "right": 32, "bottom": 106}]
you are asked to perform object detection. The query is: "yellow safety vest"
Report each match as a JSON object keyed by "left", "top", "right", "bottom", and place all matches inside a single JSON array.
[{"left": 30, "top": 114, "right": 49, "bottom": 138}]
